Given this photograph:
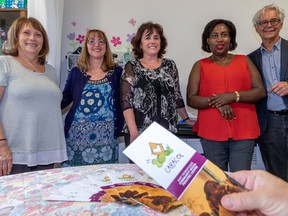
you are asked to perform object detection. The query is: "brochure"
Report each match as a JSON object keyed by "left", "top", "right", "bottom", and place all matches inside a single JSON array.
[
  {"left": 123, "top": 122, "right": 246, "bottom": 215},
  {"left": 43, "top": 168, "right": 182, "bottom": 213}
]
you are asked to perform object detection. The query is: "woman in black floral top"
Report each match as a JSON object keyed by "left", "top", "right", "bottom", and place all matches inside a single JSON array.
[{"left": 121, "top": 22, "right": 193, "bottom": 145}]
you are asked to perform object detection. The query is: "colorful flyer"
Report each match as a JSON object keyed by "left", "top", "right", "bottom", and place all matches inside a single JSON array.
[
  {"left": 123, "top": 122, "right": 245, "bottom": 215},
  {"left": 43, "top": 177, "right": 110, "bottom": 202}
]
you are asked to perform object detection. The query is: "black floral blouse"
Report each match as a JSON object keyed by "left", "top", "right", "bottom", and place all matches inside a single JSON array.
[{"left": 120, "top": 58, "right": 185, "bottom": 134}]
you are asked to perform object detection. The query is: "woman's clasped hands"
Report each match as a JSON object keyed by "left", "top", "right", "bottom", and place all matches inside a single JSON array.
[{"left": 208, "top": 92, "right": 237, "bottom": 121}]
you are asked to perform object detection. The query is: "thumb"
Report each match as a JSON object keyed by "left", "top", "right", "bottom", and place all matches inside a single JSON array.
[{"left": 221, "top": 191, "right": 264, "bottom": 212}]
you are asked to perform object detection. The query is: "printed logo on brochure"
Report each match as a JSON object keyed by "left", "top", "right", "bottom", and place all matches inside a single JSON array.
[
  {"left": 101, "top": 176, "right": 112, "bottom": 182},
  {"left": 118, "top": 174, "right": 135, "bottom": 180},
  {"left": 149, "top": 142, "right": 173, "bottom": 168}
]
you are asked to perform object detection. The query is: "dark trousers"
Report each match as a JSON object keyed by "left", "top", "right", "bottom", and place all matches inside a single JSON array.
[
  {"left": 10, "top": 164, "right": 55, "bottom": 175},
  {"left": 124, "top": 133, "right": 134, "bottom": 164},
  {"left": 258, "top": 112, "right": 288, "bottom": 181},
  {"left": 201, "top": 138, "right": 255, "bottom": 172}
]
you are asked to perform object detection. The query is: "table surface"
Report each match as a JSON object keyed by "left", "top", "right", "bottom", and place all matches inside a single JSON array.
[{"left": 0, "top": 163, "right": 193, "bottom": 216}]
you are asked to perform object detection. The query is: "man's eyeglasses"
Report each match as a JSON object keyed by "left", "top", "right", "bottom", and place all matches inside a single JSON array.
[
  {"left": 87, "top": 39, "right": 106, "bottom": 46},
  {"left": 257, "top": 18, "right": 281, "bottom": 27}
]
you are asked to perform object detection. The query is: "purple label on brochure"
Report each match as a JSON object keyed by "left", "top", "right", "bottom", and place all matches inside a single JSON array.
[
  {"left": 134, "top": 181, "right": 164, "bottom": 189},
  {"left": 114, "top": 182, "right": 135, "bottom": 187},
  {"left": 167, "top": 153, "right": 207, "bottom": 199},
  {"left": 100, "top": 184, "right": 116, "bottom": 189},
  {"left": 89, "top": 190, "right": 106, "bottom": 202}
]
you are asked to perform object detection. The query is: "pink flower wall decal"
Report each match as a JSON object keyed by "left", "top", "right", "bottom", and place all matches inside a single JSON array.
[
  {"left": 128, "top": 18, "right": 136, "bottom": 26},
  {"left": 71, "top": 21, "right": 77, "bottom": 27},
  {"left": 76, "top": 34, "right": 85, "bottom": 44},
  {"left": 110, "top": 36, "right": 122, "bottom": 47}
]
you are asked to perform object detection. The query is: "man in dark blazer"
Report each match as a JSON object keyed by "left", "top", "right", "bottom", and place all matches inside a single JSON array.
[{"left": 248, "top": 4, "right": 288, "bottom": 181}]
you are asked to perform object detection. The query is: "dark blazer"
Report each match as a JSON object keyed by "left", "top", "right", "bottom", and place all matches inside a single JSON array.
[
  {"left": 61, "top": 65, "right": 124, "bottom": 138},
  {"left": 248, "top": 38, "right": 288, "bottom": 134}
]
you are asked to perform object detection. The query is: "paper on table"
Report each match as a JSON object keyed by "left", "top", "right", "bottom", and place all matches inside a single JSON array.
[{"left": 43, "top": 177, "right": 112, "bottom": 202}]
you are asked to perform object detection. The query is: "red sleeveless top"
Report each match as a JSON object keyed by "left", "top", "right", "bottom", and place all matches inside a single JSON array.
[{"left": 193, "top": 55, "right": 260, "bottom": 141}]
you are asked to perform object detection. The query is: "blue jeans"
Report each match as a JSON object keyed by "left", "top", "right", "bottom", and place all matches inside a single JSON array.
[
  {"left": 201, "top": 138, "right": 255, "bottom": 172},
  {"left": 258, "top": 112, "right": 288, "bottom": 181}
]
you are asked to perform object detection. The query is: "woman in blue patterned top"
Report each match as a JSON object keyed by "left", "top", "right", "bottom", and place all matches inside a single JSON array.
[
  {"left": 61, "top": 29, "right": 124, "bottom": 166},
  {"left": 121, "top": 22, "right": 193, "bottom": 146}
]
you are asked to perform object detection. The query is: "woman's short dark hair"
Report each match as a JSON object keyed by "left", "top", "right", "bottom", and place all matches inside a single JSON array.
[
  {"left": 131, "top": 21, "right": 167, "bottom": 59},
  {"left": 201, "top": 19, "right": 237, "bottom": 53}
]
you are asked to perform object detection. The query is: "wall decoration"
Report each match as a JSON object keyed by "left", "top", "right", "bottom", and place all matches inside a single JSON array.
[
  {"left": 128, "top": 18, "right": 136, "bottom": 26},
  {"left": 64, "top": 18, "right": 136, "bottom": 52},
  {"left": 126, "top": 33, "right": 135, "bottom": 42},
  {"left": 67, "top": 32, "right": 77, "bottom": 51},
  {"left": 110, "top": 36, "right": 121, "bottom": 47},
  {"left": 0, "top": 0, "right": 27, "bottom": 8},
  {"left": 71, "top": 21, "right": 77, "bottom": 27},
  {"left": 75, "top": 34, "right": 85, "bottom": 44},
  {"left": 66, "top": 21, "right": 86, "bottom": 51},
  {"left": 63, "top": 17, "right": 137, "bottom": 69}
]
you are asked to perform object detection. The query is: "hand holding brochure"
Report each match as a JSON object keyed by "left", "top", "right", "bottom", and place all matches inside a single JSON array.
[{"left": 123, "top": 122, "right": 246, "bottom": 215}]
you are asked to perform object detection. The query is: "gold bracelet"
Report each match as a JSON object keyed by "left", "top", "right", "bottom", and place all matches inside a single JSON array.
[{"left": 234, "top": 91, "right": 240, "bottom": 102}]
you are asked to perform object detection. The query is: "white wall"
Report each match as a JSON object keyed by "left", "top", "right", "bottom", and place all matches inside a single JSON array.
[{"left": 60, "top": 0, "right": 288, "bottom": 102}]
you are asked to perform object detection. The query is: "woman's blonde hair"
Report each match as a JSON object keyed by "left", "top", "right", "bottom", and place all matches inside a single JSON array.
[{"left": 77, "top": 29, "right": 114, "bottom": 72}]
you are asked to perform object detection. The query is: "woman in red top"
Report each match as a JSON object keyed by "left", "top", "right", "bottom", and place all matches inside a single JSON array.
[{"left": 187, "top": 19, "right": 265, "bottom": 172}]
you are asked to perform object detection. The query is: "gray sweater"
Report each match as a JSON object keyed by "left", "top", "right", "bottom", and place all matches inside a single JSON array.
[{"left": 0, "top": 56, "right": 67, "bottom": 166}]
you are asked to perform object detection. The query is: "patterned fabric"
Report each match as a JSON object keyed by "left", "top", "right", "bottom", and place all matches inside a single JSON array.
[
  {"left": 62, "top": 79, "right": 118, "bottom": 167},
  {"left": 61, "top": 66, "right": 124, "bottom": 138},
  {"left": 121, "top": 58, "right": 185, "bottom": 134},
  {"left": 0, "top": 164, "right": 191, "bottom": 215}
]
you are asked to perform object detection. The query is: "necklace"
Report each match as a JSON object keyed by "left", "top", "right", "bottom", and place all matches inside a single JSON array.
[
  {"left": 27, "top": 60, "right": 39, "bottom": 72},
  {"left": 87, "top": 68, "right": 106, "bottom": 81},
  {"left": 31, "top": 64, "right": 38, "bottom": 72},
  {"left": 17, "top": 55, "right": 39, "bottom": 72},
  {"left": 212, "top": 54, "right": 229, "bottom": 67}
]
